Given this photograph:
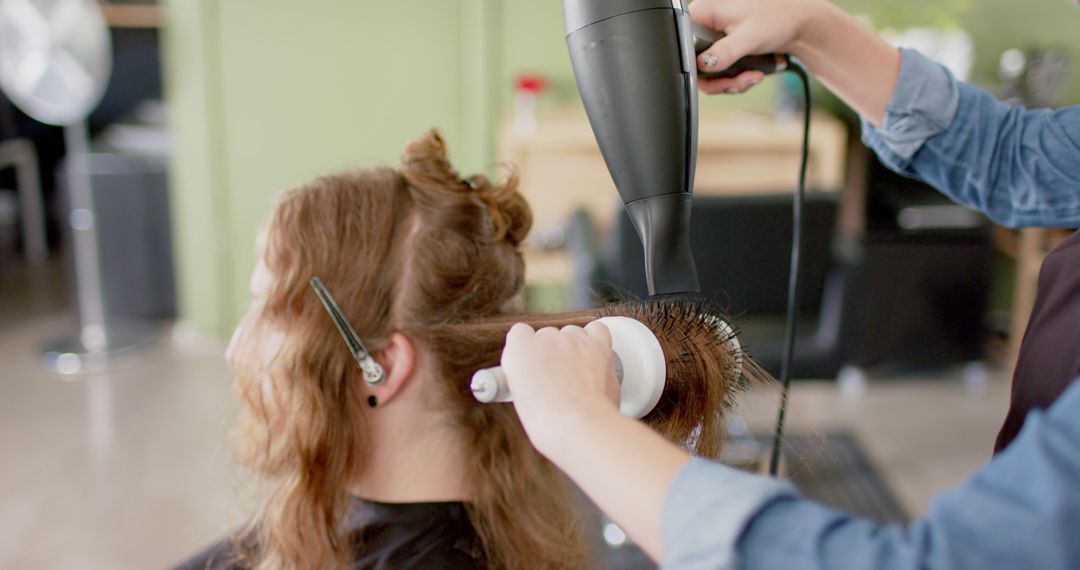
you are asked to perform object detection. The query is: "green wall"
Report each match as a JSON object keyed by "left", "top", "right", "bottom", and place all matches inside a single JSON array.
[
  {"left": 164, "top": 0, "right": 498, "bottom": 336},
  {"left": 162, "top": 0, "right": 230, "bottom": 335},
  {"left": 165, "top": 0, "right": 1080, "bottom": 337}
]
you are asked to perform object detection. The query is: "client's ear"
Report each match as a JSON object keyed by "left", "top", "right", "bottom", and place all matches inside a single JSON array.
[{"left": 367, "top": 332, "right": 416, "bottom": 406}]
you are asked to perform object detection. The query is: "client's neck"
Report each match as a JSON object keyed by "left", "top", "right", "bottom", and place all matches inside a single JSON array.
[{"left": 349, "top": 398, "right": 471, "bottom": 504}]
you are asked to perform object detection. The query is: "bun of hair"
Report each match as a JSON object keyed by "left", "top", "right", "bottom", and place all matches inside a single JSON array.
[
  {"left": 399, "top": 129, "right": 459, "bottom": 185},
  {"left": 400, "top": 129, "right": 531, "bottom": 246}
]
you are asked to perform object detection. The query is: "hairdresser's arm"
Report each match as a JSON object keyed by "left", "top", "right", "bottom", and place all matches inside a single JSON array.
[
  {"left": 502, "top": 323, "right": 795, "bottom": 564},
  {"left": 719, "top": 379, "right": 1080, "bottom": 570},
  {"left": 504, "top": 325, "right": 1080, "bottom": 569},
  {"left": 859, "top": 52, "right": 1080, "bottom": 228},
  {"left": 692, "top": 0, "right": 1080, "bottom": 228}
]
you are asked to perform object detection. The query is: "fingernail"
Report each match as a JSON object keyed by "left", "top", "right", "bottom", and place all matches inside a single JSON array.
[
  {"left": 701, "top": 53, "right": 719, "bottom": 69},
  {"left": 724, "top": 88, "right": 738, "bottom": 94},
  {"left": 749, "top": 78, "right": 762, "bottom": 86}
]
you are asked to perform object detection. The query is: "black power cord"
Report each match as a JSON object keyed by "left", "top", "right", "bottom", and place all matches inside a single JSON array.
[{"left": 769, "top": 61, "right": 812, "bottom": 476}]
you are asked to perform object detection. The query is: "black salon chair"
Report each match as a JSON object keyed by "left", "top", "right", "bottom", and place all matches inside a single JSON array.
[
  {"left": 567, "top": 188, "right": 995, "bottom": 380},
  {"left": 569, "top": 193, "right": 844, "bottom": 378}
]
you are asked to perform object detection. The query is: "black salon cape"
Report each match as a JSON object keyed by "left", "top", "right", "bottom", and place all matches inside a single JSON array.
[
  {"left": 996, "top": 229, "right": 1080, "bottom": 452},
  {"left": 174, "top": 499, "right": 485, "bottom": 570}
]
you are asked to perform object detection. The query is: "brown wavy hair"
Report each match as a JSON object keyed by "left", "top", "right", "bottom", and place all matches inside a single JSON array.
[{"left": 228, "top": 130, "right": 756, "bottom": 569}]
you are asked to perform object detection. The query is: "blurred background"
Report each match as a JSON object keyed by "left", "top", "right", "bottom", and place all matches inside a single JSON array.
[{"left": 1, "top": 0, "right": 1078, "bottom": 568}]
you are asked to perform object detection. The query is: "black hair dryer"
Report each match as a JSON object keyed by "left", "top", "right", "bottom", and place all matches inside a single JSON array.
[{"left": 563, "top": 0, "right": 789, "bottom": 296}]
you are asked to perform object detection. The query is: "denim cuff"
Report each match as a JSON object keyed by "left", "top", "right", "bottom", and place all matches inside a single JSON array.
[
  {"left": 661, "top": 459, "right": 796, "bottom": 570},
  {"left": 861, "top": 48, "right": 961, "bottom": 171}
]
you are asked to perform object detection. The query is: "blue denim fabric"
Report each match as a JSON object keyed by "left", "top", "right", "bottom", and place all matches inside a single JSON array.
[
  {"left": 862, "top": 49, "right": 1080, "bottom": 228},
  {"left": 659, "top": 48, "right": 1080, "bottom": 570},
  {"left": 661, "top": 457, "right": 795, "bottom": 570},
  {"left": 661, "top": 379, "right": 1080, "bottom": 570}
]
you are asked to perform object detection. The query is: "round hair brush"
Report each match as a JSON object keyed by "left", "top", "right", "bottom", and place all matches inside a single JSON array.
[
  {"left": 469, "top": 299, "right": 758, "bottom": 458},
  {"left": 472, "top": 315, "right": 674, "bottom": 418}
]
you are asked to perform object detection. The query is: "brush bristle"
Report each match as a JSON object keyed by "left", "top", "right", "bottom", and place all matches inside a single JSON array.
[
  {"left": 418, "top": 298, "right": 770, "bottom": 459},
  {"left": 597, "top": 298, "right": 763, "bottom": 458}
]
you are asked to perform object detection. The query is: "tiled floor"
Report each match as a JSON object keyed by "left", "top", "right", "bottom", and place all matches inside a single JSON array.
[
  {"left": 736, "top": 369, "right": 1011, "bottom": 515},
  {"left": 0, "top": 267, "right": 1013, "bottom": 569},
  {"left": 0, "top": 314, "right": 243, "bottom": 569}
]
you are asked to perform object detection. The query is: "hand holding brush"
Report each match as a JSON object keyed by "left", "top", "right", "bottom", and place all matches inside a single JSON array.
[{"left": 499, "top": 321, "right": 622, "bottom": 455}]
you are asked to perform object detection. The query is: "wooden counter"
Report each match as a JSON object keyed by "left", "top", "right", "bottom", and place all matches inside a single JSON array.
[{"left": 500, "top": 108, "right": 848, "bottom": 237}]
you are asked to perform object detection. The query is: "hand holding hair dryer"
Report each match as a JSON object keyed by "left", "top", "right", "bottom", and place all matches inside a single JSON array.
[{"left": 561, "top": 0, "right": 789, "bottom": 296}]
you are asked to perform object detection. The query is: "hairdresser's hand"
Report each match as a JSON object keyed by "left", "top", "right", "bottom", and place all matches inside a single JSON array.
[
  {"left": 690, "top": 0, "right": 823, "bottom": 94},
  {"left": 691, "top": 0, "right": 899, "bottom": 124},
  {"left": 503, "top": 323, "right": 689, "bottom": 563},
  {"left": 501, "top": 322, "right": 621, "bottom": 455}
]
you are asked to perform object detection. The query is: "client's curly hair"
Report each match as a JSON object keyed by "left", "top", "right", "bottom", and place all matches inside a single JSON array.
[{"left": 229, "top": 130, "right": 754, "bottom": 569}]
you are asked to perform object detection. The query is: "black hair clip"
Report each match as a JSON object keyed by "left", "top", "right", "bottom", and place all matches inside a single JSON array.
[{"left": 310, "top": 276, "right": 385, "bottom": 385}]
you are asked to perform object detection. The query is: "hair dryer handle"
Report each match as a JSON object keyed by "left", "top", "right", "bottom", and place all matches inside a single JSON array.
[{"left": 691, "top": 23, "right": 790, "bottom": 80}]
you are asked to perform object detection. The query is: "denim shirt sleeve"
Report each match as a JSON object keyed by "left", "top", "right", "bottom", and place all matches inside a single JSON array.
[
  {"left": 861, "top": 49, "right": 1080, "bottom": 228},
  {"left": 732, "top": 378, "right": 1080, "bottom": 570},
  {"left": 660, "top": 459, "right": 796, "bottom": 570},
  {"left": 659, "top": 379, "right": 1080, "bottom": 570}
]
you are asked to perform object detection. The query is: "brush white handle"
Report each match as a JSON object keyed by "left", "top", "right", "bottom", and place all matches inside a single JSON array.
[
  {"left": 470, "top": 367, "right": 515, "bottom": 403},
  {"left": 470, "top": 316, "right": 666, "bottom": 419},
  {"left": 471, "top": 356, "right": 625, "bottom": 403}
]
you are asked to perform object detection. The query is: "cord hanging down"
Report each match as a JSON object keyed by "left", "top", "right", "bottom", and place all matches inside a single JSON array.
[{"left": 769, "top": 62, "right": 812, "bottom": 477}]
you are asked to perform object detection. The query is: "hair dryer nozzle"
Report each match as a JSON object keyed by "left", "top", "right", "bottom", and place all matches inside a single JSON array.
[
  {"left": 563, "top": 0, "right": 703, "bottom": 297},
  {"left": 625, "top": 194, "right": 700, "bottom": 296}
]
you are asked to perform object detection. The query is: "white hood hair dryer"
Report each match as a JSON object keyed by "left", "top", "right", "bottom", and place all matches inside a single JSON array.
[{"left": 470, "top": 316, "right": 667, "bottom": 419}]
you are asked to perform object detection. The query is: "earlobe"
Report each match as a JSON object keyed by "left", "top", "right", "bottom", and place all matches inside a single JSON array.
[{"left": 368, "top": 333, "right": 416, "bottom": 406}]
